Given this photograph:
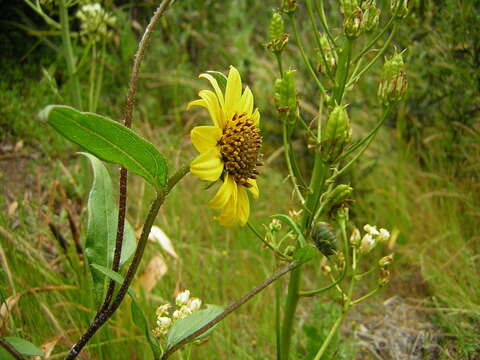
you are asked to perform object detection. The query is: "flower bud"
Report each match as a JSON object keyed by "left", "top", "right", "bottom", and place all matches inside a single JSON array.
[
  {"left": 187, "top": 298, "right": 202, "bottom": 312},
  {"left": 379, "top": 253, "right": 394, "bottom": 267},
  {"left": 361, "top": 0, "right": 380, "bottom": 32},
  {"left": 323, "top": 184, "right": 353, "bottom": 215},
  {"left": 377, "top": 228, "right": 390, "bottom": 242},
  {"left": 321, "top": 264, "right": 332, "bottom": 274},
  {"left": 157, "top": 316, "right": 172, "bottom": 330},
  {"left": 267, "top": 11, "right": 289, "bottom": 53},
  {"left": 363, "top": 224, "right": 380, "bottom": 236},
  {"left": 340, "top": 0, "right": 359, "bottom": 17},
  {"left": 269, "top": 218, "right": 282, "bottom": 232},
  {"left": 379, "top": 268, "right": 391, "bottom": 286},
  {"left": 317, "top": 35, "right": 337, "bottom": 75},
  {"left": 350, "top": 227, "right": 361, "bottom": 246},
  {"left": 391, "top": 0, "right": 409, "bottom": 19},
  {"left": 284, "top": 245, "right": 296, "bottom": 257},
  {"left": 378, "top": 51, "right": 408, "bottom": 105},
  {"left": 359, "top": 234, "right": 376, "bottom": 254},
  {"left": 274, "top": 70, "right": 298, "bottom": 125},
  {"left": 175, "top": 290, "right": 190, "bottom": 306},
  {"left": 312, "top": 222, "right": 337, "bottom": 257},
  {"left": 281, "top": 0, "right": 298, "bottom": 14},
  {"left": 156, "top": 303, "right": 171, "bottom": 317},
  {"left": 321, "top": 105, "right": 351, "bottom": 163},
  {"left": 344, "top": 7, "right": 363, "bottom": 38}
]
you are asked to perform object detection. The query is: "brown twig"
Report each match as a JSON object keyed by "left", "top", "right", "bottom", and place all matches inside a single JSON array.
[
  {"left": 102, "top": 0, "right": 174, "bottom": 311},
  {"left": 161, "top": 261, "right": 300, "bottom": 360},
  {"left": 66, "top": 165, "right": 189, "bottom": 360},
  {"left": 0, "top": 338, "right": 25, "bottom": 360}
]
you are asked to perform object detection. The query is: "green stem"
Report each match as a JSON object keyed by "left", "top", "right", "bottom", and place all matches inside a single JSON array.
[
  {"left": 333, "top": 37, "right": 352, "bottom": 104},
  {"left": 353, "top": 16, "right": 396, "bottom": 63},
  {"left": 290, "top": 14, "right": 329, "bottom": 100},
  {"left": 58, "top": 0, "right": 82, "bottom": 109},
  {"left": 350, "top": 286, "right": 380, "bottom": 306},
  {"left": 312, "top": 313, "right": 344, "bottom": 360},
  {"left": 347, "top": 24, "right": 398, "bottom": 87},
  {"left": 283, "top": 121, "right": 306, "bottom": 204},
  {"left": 275, "top": 52, "right": 284, "bottom": 78},
  {"left": 247, "top": 221, "right": 291, "bottom": 261},
  {"left": 88, "top": 43, "right": 96, "bottom": 112},
  {"left": 279, "top": 266, "right": 302, "bottom": 360},
  {"left": 315, "top": 0, "right": 337, "bottom": 47},
  {"left": 24, "top": 0, "right": 61, "bottom": 29}
]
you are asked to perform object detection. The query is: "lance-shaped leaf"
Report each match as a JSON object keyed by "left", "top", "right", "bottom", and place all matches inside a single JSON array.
[
  {"left": 40, "top": 105, "right": 168, "bottom": 190},
  {"left": 91, "top": 263, "right": 136, "bottom": 299},
  {"left": 131, "top": 299, "right": 162, "bottom": 358},
  {"left": 166, "top": 305, "right": 224, "bottom": 351},
  {"left": 83, "top": 153, "right": 137, "bottom": 305}
]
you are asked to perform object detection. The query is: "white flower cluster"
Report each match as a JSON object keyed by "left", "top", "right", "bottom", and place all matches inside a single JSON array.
[
  {"left": 350, "top": 224, "right": 390, "bottom": 254},
  {"left": 152, "top": 290, "right": 203, "bottom": 338},
  {"left": 76, "top": 3, "right": 116, "bottom": 43}
]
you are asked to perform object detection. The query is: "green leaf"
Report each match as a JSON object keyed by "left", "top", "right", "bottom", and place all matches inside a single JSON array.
[
  {"left": 2, "top": 337, "right": 44, "bottom": 356},
  {"left": 40, "top": 105, "right": 168, "bottom": 190},
  {"left": 272, "top": 214, "right": 306, "bottom": 246},
  {"left": 131, "top": 299, "right": 162, "bottom": 358},
  {"left": 82, "top": 153, "right": 137, "bottom": 305},
  {"left": 293, "top": 245, "right": 318, "bottom": 264},
  {"left": 91, "top": 263, "right": 136, "bottom": 299},
  {"left": 166, "top": 305, "right": 224, "bottom": 351}
]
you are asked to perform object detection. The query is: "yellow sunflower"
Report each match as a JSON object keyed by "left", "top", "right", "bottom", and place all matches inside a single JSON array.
[{"left": 188, "top": 66, "right": 262, "bottom": 226}]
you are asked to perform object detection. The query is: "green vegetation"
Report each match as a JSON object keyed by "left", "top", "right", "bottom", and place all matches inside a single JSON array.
[{"left": 0, "top": 0, "right": 478, "bottom": 359}]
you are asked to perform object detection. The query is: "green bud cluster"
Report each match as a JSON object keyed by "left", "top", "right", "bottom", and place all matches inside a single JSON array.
[
  {"left": 317, "top": 35, "right": 337, "bottom": 75},
  {"left": 391, "top": 0, "right": 409, "bottom": 19},
  {"left": 343, "top": 0, "right": 380, "bottom": 38},
  {"left": 274, "top": 71, "right": 298, "bottom": 125},
  {"left": 312, "top": 222, "right": 337, "bottom": 257},
  {"left": 281, "top": 0, "right": 298, "bottom": 14},
  {"left": 323, "top": 184, "right": 353, "bottom": 215},
  {"left": 267, "top": 11, "right": 289, "bottom": 53},
  {"left": 378, "top": 51, "right": 408, "bottom": 105},
  {"left": 361, "top": 0, "right": 380, "bottom": 32},
  {"left": 321, "top": 105, "right": 351, "bottom": 163},
  {"left": 340, "top": 0, "right": 359, "bottom": 17}
]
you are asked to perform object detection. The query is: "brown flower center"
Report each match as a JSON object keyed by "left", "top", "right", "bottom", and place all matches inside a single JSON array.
[{"left": 218, "top": 113, "right": 263, "bottom": 187}]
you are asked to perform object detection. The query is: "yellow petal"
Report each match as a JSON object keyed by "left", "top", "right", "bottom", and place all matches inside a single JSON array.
[
  {"left": 209, "top": 174, "right": 237, "bottom": 209},
  {"left": 199, "top": 73, "right": 225, "bottom": 108},
  {"left": 240, "top": 86, "right": 254, "bottom": 117},
  {"left": 187, "top": 99, "right": 207, "bottom": 110},
  {"left": 248, "top": 179, "right": 259, "bottom": 199},
  {"left": 198, "top": 90, "right": 225, "bottom": 128},
  {"left": 236, "top": 187, "right": 250, "bottom": 226},
  {"left": 224, "top": 66, "right": 242, "bottom": 121},
  {"left": 190, "top": 126, "right": 222, "bottom": 154},
  {"left": 252, "top": 108, "right": 260, "bottom": 126},
  {"left": 190, "top": 148, "right": 223, "bottom": 181}
]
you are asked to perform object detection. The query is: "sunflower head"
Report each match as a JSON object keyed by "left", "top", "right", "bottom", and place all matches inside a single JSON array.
[{"left": 188, "top": 66, "right": 262, "bottom": 226}]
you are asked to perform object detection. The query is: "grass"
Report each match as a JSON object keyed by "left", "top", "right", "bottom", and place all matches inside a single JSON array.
[{"left": 1, "top": 0, "right": 479, "bottom": 359}]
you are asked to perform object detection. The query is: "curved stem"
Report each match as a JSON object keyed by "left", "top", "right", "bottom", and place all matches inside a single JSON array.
[
  {"left": 289, "top": 14, "right": 329, "bottom": 99},
  {"left": 162, "top": 262, "right": 300, "bottom": 360},
  {"left": 353, "top": 16, "right": 396, "bottom": 63},
  {"left": 247, "top": 221, "right": 291, "bottom": 261},
  {"left": 350, "top": 286, "right": 380, "bottom": 306},
  {"left": 66, "top": 165, "right": 189, "bottom": 360},
  {"left": 315, "top": 0, "right": 337, "bottom": 47}
]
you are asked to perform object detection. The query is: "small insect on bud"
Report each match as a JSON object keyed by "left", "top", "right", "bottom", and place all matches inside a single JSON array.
[
  {"left": 359, "top": 234, "right": 376, "bottom": 254},
  {"left": 274, "top": 70, "right": 298, "bottom": 126},
  {"left": 350, "top": 227, "right": 361, "bottom": 246},
  {"left": 379, "top": 268, "right": 391, "bottom": 287},
  {"left": 360, "top": 0, "right": 380, "bottom": 32},
  {"left": 391, "top": 0, "right": 409, "bottom": 19},
  {"left": 321, "top": 105, "right": 351, "bottom": 163},
  {"left": 344, "top": 7, "right": 363, "bottom": 38},
  {"left": 378, "top": 51, "right": 408, "bottom": 105},
  {"left": 281, "top": 0, "right": 298, "bottom": 14},
  {"left": 323, "top": 184, "right": 354, "bottom": 216},
  {"left": 312, "top": 222, "right": 337, "bottom": 257},
  {"left": 175, "top": 290, "right": 190, "bottom": 306},
  {"left": 267, "top": 11, "right": 289, "bottom": 53},
  {"left": 379, "top": 253, "right": 394, "bottom": 267}
]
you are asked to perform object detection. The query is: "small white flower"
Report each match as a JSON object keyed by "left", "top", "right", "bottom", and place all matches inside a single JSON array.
[
  {"left": 187, "top": 298, "right": 202, "bottom": 312},
  {"left": 350, "top": 227, "right": 361, "bottom": 246},
  {"left": 156, "top": 317, "right": 172, "bottom": 330},
  {"left": 172, "top": 310, "right": 183, "bottom": 320},
  {"left": 155, "top": 303, "right": 171, "bottom": 317},
  {"left": 176, "top": 290, "right": 190, "bottom": 306},
  {"left": 363, "top": 224, "right": 380, "bottom": 236},
  {"left": 377, "top": 228, "right": 390, "bottom": 242},
  {"left": 359, "top": 234, "right": 376, "bottom": 254}
]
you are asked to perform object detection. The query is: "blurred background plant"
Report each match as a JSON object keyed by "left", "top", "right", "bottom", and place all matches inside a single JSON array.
[{"left": 0, "top": 0, "right": 478, "bottom": 359}]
